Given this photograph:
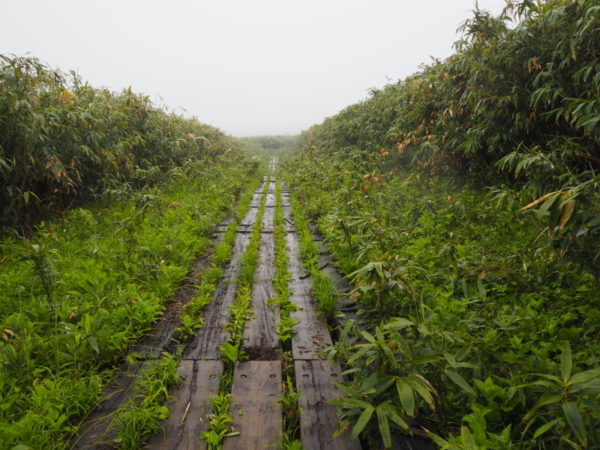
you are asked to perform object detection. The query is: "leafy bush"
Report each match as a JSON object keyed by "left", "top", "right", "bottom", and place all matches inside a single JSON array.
[{"left": 0, "top": 54, "right": 248, "bottom": 231}]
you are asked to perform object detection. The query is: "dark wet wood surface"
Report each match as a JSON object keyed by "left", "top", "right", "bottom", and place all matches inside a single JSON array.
[{"left": 223, "top": 360, "right": 282, "bottom": 450}]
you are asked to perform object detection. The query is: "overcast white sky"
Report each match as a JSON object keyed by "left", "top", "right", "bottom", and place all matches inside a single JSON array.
[{"left": 2, "top": 0, "right": 507, "bottom": 136}]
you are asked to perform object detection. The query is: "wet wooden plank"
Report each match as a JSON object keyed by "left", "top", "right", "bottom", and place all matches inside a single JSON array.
[
  {"left": 261, "top": 201, "right": 275, "bottom": 232},
  {"left": 223, "top": 361, "right": 282, "bottom": 450},
  {"left": 290, "top": 320, "right": 333, "bottom": 360},
  {"left": 242, "top": 231, "right": 280, "bottom": 360},
  {"left": 286, "top": 232, "right": 333, "bottom": 360},
  {"left": 183, "top": 232, "right": 249, "bottom": 360},
  {"left": 74, "top": 360, "right": 148, "bottom": 449},
  {"left": 249, "top": 181, "right": 267, "bottom": 207},
  {"left": 239, "top": 207, "right": 258, "bottom": 232},
  {"left": 295, "top": 360, "right": 361, "bottom": 450},
  {"left": 146, "top": 360, "right": 223, "bottom": 450}
]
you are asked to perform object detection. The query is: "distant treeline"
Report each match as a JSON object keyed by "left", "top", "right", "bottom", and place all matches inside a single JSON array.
[
  {"left": 0, "top": 55, "right": 249, "bottom": 232},
  {"left": 300, "top": 0, "right": 599, "bottom": 275},
  {"left": 239, "top": 135, "right": 299, "bottom": 151}
]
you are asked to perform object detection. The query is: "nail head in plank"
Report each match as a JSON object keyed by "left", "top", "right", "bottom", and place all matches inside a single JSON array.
[
  {"left": 294, "top": 360, "right": 361, "bottom": 450},
  {"left": 223, "top": 361, "right": 282, "bottom": 450}
]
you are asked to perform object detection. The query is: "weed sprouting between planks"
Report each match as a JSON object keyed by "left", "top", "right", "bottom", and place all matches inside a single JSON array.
[
  {"left": 103, "top": 176, "right": 262, "bottom": 448},
  {"left": 110, "top": 352, "right": 181, "bottom": 449},
  {"left": 0, "top": 160, "right": 257, "bottom": 448},
  {"left": 271, "top": 179, "right": 302, "bottom": 448},
  {"left": 289, "top": 194, "right": 338, "bottom": 325},
  {"left": 201, "top": 179, "right": 269, "bottom": 448}
]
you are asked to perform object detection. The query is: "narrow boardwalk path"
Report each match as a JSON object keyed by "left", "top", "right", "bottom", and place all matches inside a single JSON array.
[
  {"left": 147, "top": 176, "right": 359, "bottom": 449},
  {"left": 76, "top": 175, "right": 361, "bottom": 449},
  {"left": 146, "top": 179, "right": 268, "bottom": 449}
]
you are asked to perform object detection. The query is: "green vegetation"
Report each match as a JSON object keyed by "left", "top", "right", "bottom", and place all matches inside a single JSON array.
[
  {"left": 289, "top": 195, "right": 338, "bottom": 323},
  {"left": 201, "top": 393, "right": 237, "bottom": 449},
  {"left": 0, "top": 55, "right": 246, "bottom": 232},
  {"left": 0, "top": 159, "right": 256, "bottom": 448},
  {"left": 0, "top": 57, "right": 259, "bottom": 447},
  {"left": 282, "top": 1, "right": 600, "bottom": 448},
  {"left": 271, "top": 180, "right": 301, "bottom": 448},
  {"left": 202, "top": 180, "right": 268, "bottom": 448},
  {"left": 111, "top": 352, "right": 181, "bottom": 449}
]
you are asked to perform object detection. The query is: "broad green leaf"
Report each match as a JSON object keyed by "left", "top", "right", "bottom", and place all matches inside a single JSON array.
[
  {"left": 570, "top": 367, "right": 600, "bottom": 386},
  {"left": 525, "top": 393, "right": 562, "bottom": 420},
  {"left": 533, "top": 418, "right": 561, "bottom": 439},
  {"left": 88, "top": 336, "right": 99, "bottom": 353},
  {"left": 397, "top": 379, "right": 415, "bottom": 416},
  {"left": 562, "top": 402, "right": 586, "bottom": 445},
  {"left": 351, "top": 405, "right": 374, "bottom": 440},
  {"left": 376, "top": 406, "right": 392, "bottom": 448},
  {"left": 445, "top": 369, "right": 475, "bottom": 395},
  {"left": 383, "top": 405, "right": 409, "bottom": 431},
  {"left": 561, "top": 342, "right": 573, "bottom": 381},
  {"left": 409, "top": 375, "right": 436, "bottom": 410},
  {"left": 460, "top": 426, "right": 477, "bottom": 449},
  {"left": 360, "top": 330, "right": 376, "bottom": 344},
  {"left": 383, "top": 318, "right": 414, "bottom": 329}
]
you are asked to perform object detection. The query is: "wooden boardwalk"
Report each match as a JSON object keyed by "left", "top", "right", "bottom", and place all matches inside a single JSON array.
[{"left": 74, "top": 177, "right": 365, "bottom": 449}]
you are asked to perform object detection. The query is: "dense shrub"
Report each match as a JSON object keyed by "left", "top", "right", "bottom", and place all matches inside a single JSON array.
[{"left": 0, "top": 55, "right": 242, "bottom": 231}]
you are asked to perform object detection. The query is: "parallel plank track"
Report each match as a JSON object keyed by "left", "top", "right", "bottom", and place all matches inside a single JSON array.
[
  {"left": 78, "top": 176, "right": 367, "bottom": 448},
  {"left": 225, "top": 178, "right": 284, "bottom": 449},
  {"left": 223, "top": 360, "right": 283, "bottom": 450},
  {"left": 145, "top": 179, "right": 268, "bottom": 449},
  {"left": 223, "top": 179, "right": 358, "bottom": 449},
  {"left": 73, "top": 180, "right": 266, "bottom": 449}
]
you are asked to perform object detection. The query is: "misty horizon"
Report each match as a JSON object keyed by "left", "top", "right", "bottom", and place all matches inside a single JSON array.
[{"left": 2, "top": 0, "right": 507, "bottom": 136}]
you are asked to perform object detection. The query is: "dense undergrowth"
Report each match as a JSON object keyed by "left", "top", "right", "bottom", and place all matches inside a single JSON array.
[
  {"left": 202, "top": 179, "right": 268, "bottom": 449},
  {"left": 0, "top": 53, "right": 263, "bottom": 447},
  {"left": 0, "top": 54, "right": 243, "bottom": 232},
  {"left": 282, "top": 0, "right": 600, "bottom": 448},
  {"left": 0, "top": 157, "right": 257, "bottom": 448}
]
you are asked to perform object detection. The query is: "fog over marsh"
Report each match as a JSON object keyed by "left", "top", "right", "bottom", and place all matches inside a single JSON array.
[{"left": 2, "top": 0, "right": 506, "bottom": 136}]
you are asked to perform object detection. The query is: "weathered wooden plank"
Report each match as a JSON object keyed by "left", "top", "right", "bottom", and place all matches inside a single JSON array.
[
  {"left": 239, "top": 207, "right": 258, "bottom": 232},
  {"left": 74, "top": 360, "right": 149, "bottom": 449},
  {"left": 242, "top": 231, "right": 280, "bottom": 360},
  {"left": 224, "top": 361, "right": 282, "bottom": 450},
  {"left": 290, "top": 320, "right": 333, "bottom": 360},
  {"left": 295, "top": 360, "right": 361, "bottom": 450},
  {"left": 146, "top": 360, "right": 223, "bottom": 450},
  {"left": 261, "top": 199, "right": 275, "bottom": 232},
  {"left": 265, "top": 192, "right": 276, "bottom": 207},
  {"left": 286, "top": 232, "right": 333, "bottom": 360},
  {"left": 183, "top": 231, "right": 249, "bottom": 360},
  {"left": 249, "top": 181, "right": 268, "bottom": 207}
]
